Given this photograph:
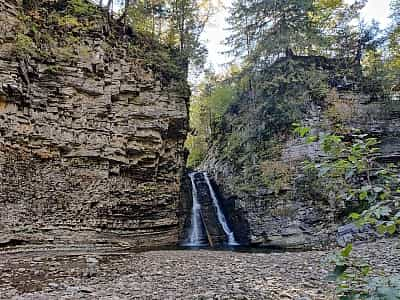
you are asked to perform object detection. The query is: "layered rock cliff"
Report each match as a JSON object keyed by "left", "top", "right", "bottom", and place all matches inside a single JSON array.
[
  {"left": 0, "top": 0, "right": 189, "bottom": 248},
  {"left": 201, "top": 57, "right": 400, "bottom": 248}
]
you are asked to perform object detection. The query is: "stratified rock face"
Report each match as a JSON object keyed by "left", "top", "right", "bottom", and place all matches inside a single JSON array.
[
  {"left": 201, "top": 59, "right": 400, "bottom": 249},
  {"left": 0, "top": 0, "right": 189, "bottom": 247}
]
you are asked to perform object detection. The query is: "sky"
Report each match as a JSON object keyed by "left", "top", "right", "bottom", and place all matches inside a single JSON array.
[{"left": 202, "top": 0, "right": 392, "bottom": 72}]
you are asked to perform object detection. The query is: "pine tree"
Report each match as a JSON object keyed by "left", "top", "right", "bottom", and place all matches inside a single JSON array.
[
  {"left": 386, "top": 0, "right": 400, "bottom": 85},
  {"left": 226, "top": 0, "right": 367, "bottom": 66}
]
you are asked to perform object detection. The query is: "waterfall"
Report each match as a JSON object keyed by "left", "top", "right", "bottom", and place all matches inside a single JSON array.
[
  {"left": 184, "top": 172, "right": 208, "bottom": 246},
  {"left": 184, "top": 172, "right": 239, "bottom": 247},
  {"left": 203, "top": 172, "right": 239, "bottom": 246}
]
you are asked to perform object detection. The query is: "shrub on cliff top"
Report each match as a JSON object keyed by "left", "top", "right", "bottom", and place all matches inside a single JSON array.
[
  {"left": 15, "top": 33, "right": 37, "bottom": 58},
  {"left": 66, "top": 0, "right": 98, "bottom": 17}
]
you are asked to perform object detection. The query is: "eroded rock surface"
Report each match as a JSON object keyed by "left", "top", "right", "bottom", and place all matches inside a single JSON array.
[{"left": 0, "top": 0, "right": 189, "bottom": 248}]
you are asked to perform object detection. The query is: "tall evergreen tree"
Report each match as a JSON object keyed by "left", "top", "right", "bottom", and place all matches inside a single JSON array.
[
  {"left": 226, "top": 0, "right": 367, "bottom": 66},
  {"left": 386, "top": 0, "right": 400, "bottom": 85}
]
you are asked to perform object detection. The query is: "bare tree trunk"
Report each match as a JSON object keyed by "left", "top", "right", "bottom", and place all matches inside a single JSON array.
[
  {"left": 179, "top": 0, "right": 185, "bottom": 53},
  {"left": 159, "top": 17, "right": 162, "bottom": 42},
  {"left": 118, "top": 0, "right": 130, "bottom": 24},
  {"left": 151, "top": 0, "right": 155, "bottom": 39},
  {"left": 106, "top": 0, "right": 113, "bottom": 14}
]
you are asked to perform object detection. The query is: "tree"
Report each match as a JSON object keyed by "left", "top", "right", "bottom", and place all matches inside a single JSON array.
[
  {"left": 226, "top": 0, "right": 367, "bottom": 67},
  {"left": 186, "top": 68, "right": 237, "bottom": 167},
  {"left": 227, "top": 0, "right": 323, "bottom": 65},
  {"left": 93, "top": 0, "right": 212, "bottom": 72},
  {"left": 385, "top": 0, "right": 400, "bottom": 86},
  {"left": 168, "top": 0, "right": 214, "bottom": 68}
]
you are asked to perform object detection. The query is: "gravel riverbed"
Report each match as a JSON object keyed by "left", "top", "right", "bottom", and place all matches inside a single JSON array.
[{"left": 0, "top": 239, "right": 399, "bottom": 300}]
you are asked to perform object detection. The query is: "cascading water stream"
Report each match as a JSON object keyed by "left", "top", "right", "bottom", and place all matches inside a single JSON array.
[
  {"left": 203, "top": 172, "right": 239, "bottom": 246},
  {"left": 184, "top": 171, "right": 239, "bottom": 247},
  {"left": 184, "top": 172, "right": 208, "bottom": 246}
]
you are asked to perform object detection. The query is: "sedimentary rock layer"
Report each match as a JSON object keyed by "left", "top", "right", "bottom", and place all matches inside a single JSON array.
[{"left": 0, "top": 0, "right": 189, "bottom": 247}]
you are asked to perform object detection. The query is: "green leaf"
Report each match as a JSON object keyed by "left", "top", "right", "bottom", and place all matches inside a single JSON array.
[
  {"left": 387, "top": 223, "right": 397, "bottom": 235},
  {"left": 306, "top": 135, "right": 318, "bottom": 143},
  {"left": 294, "top": 126, "right": 311, "bottom": 138},
  {"left": 379, "top": 192, "right": 388, "bottom": 200},
  {"left": 366, "top": 138, "right": 378, "bottom": 146},
  {"left": 349, "top": 213, "right": 361, "bottom": 220},
  {"left": 377, "top": 224, "right": 387, "bottom": 234},
  {"left": 361, "top": 266, "right": 370, "bottom": 276},
  {"left": 341, "top": 244, "right": 353, "bottom": 258},
  {"left": 359, "top": 191, "right": 368, "bottom": 201}
]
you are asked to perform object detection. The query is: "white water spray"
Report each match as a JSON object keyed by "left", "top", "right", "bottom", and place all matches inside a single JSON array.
[
  {"left": 203, "top": 172, "right": 239, "bottom": 246},
  {"left": 184, "top": 172, "right": 208, "bottom": 246}
]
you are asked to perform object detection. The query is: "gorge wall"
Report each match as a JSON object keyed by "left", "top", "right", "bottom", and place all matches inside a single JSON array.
[
  {"left": 201, "top": 58, "right": 400, "bottom": 249},
  {"left": 0, "top": 0, "right": 189, "bottom": 248}
]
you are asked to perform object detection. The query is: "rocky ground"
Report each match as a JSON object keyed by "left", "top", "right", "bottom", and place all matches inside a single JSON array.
[{"left": 0, "top": 239, "right": 399, "bottom": 300}]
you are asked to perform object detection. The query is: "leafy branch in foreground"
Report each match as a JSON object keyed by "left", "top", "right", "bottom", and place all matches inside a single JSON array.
[
  {"left": 326, "top": 243, "right": 400, "bottom": 299},
  {"left": 293, "top": 124, "right": 400, "bottom": 234},
  {"left": 293, "top": 124, "right": 400, "bottom": 299}
]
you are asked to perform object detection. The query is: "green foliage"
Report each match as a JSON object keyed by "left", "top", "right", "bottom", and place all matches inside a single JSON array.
[
  {"left": 119, "top": 0, "right": 213, "bottom": 70},
  {"left": 15, "top": 0, "right": 188, "bottom": 82},
  {"left": 222, "top": 131, "right": 243, "bottom": 158},
  {"left": 186, "top": 71, "right": 237, "bottom": 167},
  {"left": 293, "top": 123, "right": 311, "bottom": 137},
  {"left": 386, "top": 0, "right": 400, "bottom": 84},
  {"left": 140, "top": 47, "right": 183, "bottom": 80},
  {"left": 44, "top": 65, "right": 63, "bottom": 74},
  {"left": 227, "top": 0, "right": 365, "bottom": 67},
  {"left": 205, "top": 86, "right": 235, "bottom": 124},
  {"left": 326, "top": 244, "right": 372, "bottom": 298},
  {"left": 67, "top": 0, "right": 98, "bottom": 17},
  {"left": 327, "top": 244, "right": 400, "bottom": 299},
  {"left": 295, "top": 125, "right": 400, "bottom": 230},
  {"left": 359, "top": 0, "right": 400, "bottom": 94},
  {"left": 15, "top": 33, "right": 36, "bottom": 58},
  {"left": 295, "top": 125, "right": 400, "bottom": 299},
  {"left": 227, "top": 0, "right": 317, "bottom": 59},
  {"left": 57, "top": 15, "right": 82, "bottom": 28},
  {"left": 126, "top": 2, "right": 154, "bottom": 37},
  {"left": 185, "top": 134, "right": 207, "bottom": 168}
]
